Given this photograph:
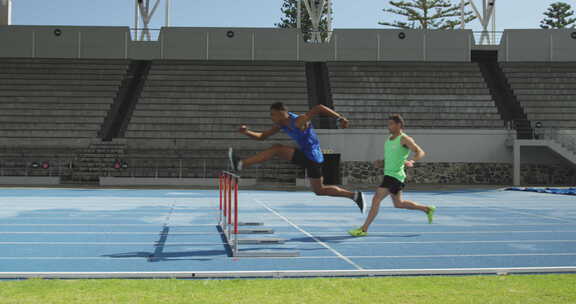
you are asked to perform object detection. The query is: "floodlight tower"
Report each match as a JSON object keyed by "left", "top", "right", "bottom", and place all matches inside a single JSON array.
[
  {"left": 462, "top": 0, "right": 497, "bottom": 44},
  {"left": 0, "top": 0, "right": 12, "bottom": 25},
  {"left": 297, "top": 0, "right": 334, "bottom": 43},
  {"left": 134, "top": 0, "right": 172, "bottom": 41}
]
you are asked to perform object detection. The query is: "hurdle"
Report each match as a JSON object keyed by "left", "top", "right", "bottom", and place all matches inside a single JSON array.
[{"left": 218, "top": 171, "right": 299, "bottom": 257}]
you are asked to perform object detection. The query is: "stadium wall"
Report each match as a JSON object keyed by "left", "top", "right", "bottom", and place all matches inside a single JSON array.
[
  {"left": 499, "top": 29, "right": 576, "bottom": 62},
  {"left": 317, "top": 129, "right": 576, "bottom": 185},
  {"left": 0, "top": 26, "right": 472, "bottom": 62}
]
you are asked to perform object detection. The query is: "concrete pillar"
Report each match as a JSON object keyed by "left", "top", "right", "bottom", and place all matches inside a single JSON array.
[
  {"left": 513, "top": 140, "right": 521, "bottom": 186},
  {"left": 0, "top": 0, "right": 11, "bottom": 25}
]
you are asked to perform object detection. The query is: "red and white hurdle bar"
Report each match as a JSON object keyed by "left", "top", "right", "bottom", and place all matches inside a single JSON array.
[
  {"left": 218, "top": 171, "right": 299, "bottom": 257},
  {"left": 219, "top": 171, "right": 240, "bottom": 256}
]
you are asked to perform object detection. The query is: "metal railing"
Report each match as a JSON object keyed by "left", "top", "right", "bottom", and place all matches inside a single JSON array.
[
  {"left": 0, "top": 159, "right": 73, "bottom": 177},
  {"left": 472, "top": 31, "right": 503, "bottom": 46}
]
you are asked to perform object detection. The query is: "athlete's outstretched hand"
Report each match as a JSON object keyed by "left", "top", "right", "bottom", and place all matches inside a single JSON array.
[
  {"left": 404, "top": 160, "right": 415, "bottom": 168},
  {"left": 238, "top": 125, "right": 248, "bottom": 134},
  {"left": 339, "top": 117, "right": 349, "bottom": 129}
]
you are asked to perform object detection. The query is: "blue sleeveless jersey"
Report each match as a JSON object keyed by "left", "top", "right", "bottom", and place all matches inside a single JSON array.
[{"left": 279, "top": 112, "right": 324, "bottom": 163}]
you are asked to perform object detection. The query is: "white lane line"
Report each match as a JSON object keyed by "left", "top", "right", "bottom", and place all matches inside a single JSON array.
[
  {"left": 482, "top": 206, "right": 576, "bottom": 223},
  {"left": 0, "top": 223, "right": 573, "bottom": 227},
  {"left": 0, "top": 224, "right": 214, "bottom": 227},
  {"left": 255, "top": 199, "right": 363, "bottom": 270},
  {"left": 0, "top": 232, "right": 212, "bottom": 235},
  {"left": 292, "top": 230, "right": 576, "bottom": 235},
  {"left": 1, "top": 230, "right": 575, "bottom": 235},
  {"left": 1, "top": 239, "right": 576, "bottom": 246},
  {"left": 1, "top": 253, "right": 575, "bottom": 260}
]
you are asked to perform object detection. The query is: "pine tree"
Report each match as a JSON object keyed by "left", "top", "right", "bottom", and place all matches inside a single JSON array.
[
  {"left": 540, "top": 2, "right": 576, "bottom": 29},
  {"left": 276, "top": 0, "right": 331, "bottom": 42},
  {"left": 379, "top": 0, "right": 476, "bottom": 30}
]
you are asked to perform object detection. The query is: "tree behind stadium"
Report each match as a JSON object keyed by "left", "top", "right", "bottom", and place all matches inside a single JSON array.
[
  {"left": 540, "top": 2, "right": 576, "bottom": 29},
  {"left": 380, "top": 0, "right": 476, "bottom": 29}
]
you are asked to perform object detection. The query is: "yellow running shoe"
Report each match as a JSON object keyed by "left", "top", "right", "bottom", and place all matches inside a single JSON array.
[
  {"left": 427, "top": 205, "right": 437, "bottom": 224},
  {"left": 348, "top": 227, "right": 368, "bottom": 237}
]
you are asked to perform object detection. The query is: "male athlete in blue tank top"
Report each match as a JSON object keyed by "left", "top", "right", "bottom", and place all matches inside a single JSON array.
[{"left": 228, "top": 102, "right": 365, "bottom": 213}]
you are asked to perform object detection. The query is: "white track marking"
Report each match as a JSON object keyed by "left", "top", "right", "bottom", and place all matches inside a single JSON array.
[
  {"left": 1, "top": 252, "right": 576, "bottom": 260},
  {"left": 2, "top": 239, "right": 576, "bottom": 246},
  {"left": 482, "top": 206, "right": 576, "bottom": 223},
  {"left": 255, "top": 199, "right": 363, "bottom": 270}
]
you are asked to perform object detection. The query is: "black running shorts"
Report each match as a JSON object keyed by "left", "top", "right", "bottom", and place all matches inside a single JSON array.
[
  {"left": 379, "top": 175, "right": 406, "bottom": 194},
  {"left": 291, "top": 149, "right": 323, "bottom": 179}
]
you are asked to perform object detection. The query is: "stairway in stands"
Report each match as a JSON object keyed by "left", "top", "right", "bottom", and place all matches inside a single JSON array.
[{"left": 71, "top": 140, "right": 126, "bottom": 184}]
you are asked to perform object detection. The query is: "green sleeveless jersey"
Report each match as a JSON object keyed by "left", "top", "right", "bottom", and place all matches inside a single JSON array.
[{"left": 384, "top": 133, "right": 410, "bottom": 182}]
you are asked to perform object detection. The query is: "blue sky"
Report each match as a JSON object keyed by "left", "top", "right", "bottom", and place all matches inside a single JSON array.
[{"left": 10, "top": 0, "right": 575, "bottom": 32}]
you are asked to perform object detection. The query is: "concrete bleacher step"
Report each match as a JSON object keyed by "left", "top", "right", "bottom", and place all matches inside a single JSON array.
[
  {"left": 335, "top": 106, "right": 498, "bottom": 114},
  {"left": 151, "top": 65, "right": 304, "bottom": 72},
  {"left": 335, "top": 100, "right": 495, "bottom": 107},
  {"left": 140, "top": 92, "right": 308, "bottom": 99},
  {"left": 516, "top": 95, "right": 576, "bottom": 101},
  {"left": 348, "top": 120, "right": 504, "bottom": 128},
  {"left": 329, "top": 82, "right": 487, "bottom": 89},
  {"left": 333, "top": 94, "right": 491, "bottom": 100},
  {"left": 504, "top": 72, "right": 576, "bottom": 78},
  {"left": 142, "top": 87, "right": 308, "bottom": 94},
  {"left": 0, "top": 116, "right": 104, "bottom": 123},
  {"left": 128, "top": 117, "right": 283, "bottom": 125},
  {"left": 526, "top": 113, "right": 576, "bottom": 120},
  {"left": 0, "top": 130, "right": 97, "bottom": 138},
  {"left": 521, "top": 101, "right": 576, "bottom": 107},
  {"left": 0, "top": 74, "right": 124, "bottom": 81},
  {"left": 0, "top": 103, "right": 111, "bottom": 110},
  {"left": 0, "top": 91, "right": 117, "bottom": 97},
  {"left": 149, "top": 70, "right": 305, "bottom": 76},
  {"left": 145, "top": 81, "right": 307, "bottom": 88},
  {"left": 137, "top": 98, "right": 309, "bottom": 105},
  {"left": 524, "top": 107, "right": 576, "bottom": 113},
  {"left": 0, "top": 123, "right": 101, "bottom": 130},
  {"left": 146, "top": 75, "right": 307, "bottom": 82},
  {"left": 329, "top": 76, "right": 485, "bottom": 82},
  {"left": 342, "top": 112, "right": 501, "bottom": 120},
  {"left": 0, "top": 96, "right": 115, "bottom": 103},
  {"left": 0, "top": 109, "right": 107, "bottom": 116},
  {"left": 508, "top": 83, "right": 576, "bottom": 89},
  {"left": 331, "top": 88, "right": 490, "bottom": 94},
  {"left": 0, "top": 85, "right": 120, "bottom": 92},
  {"left": 130, "top": 110, "right": 296, "bottom": 118},
  {"left": 514, "top": 89, "right": 576, "bottom": 95},
  {"left": 0, "top": 79, "right": 122, "bottom": 86},
  {"left": 134, "top": 104, "right": 309, "bottom": 112}
]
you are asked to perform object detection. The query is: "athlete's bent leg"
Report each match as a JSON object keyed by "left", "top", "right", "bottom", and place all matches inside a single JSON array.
[
  {"left": 241, "top": 145, "right": 295, "bottom": 168},
  {"left": 361, "top": 187, "right": 389, "bottom": 232},
  {"left": 309, "top": 177, "right": 354, "bottom": 199},
  {"left": 391, "top": 191, "right": 429, "bottom": 213}
]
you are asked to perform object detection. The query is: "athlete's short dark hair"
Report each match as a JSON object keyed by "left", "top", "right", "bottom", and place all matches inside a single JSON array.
[
  {"left": 270, "top": 102, "right": 288, "bottom": 111},
  {"left": 389, "top": 114, "right": 405, "bottom": 127}
]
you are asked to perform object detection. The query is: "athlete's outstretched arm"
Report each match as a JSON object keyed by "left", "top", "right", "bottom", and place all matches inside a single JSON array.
[
  {"left": 239, "top": 125, "right": 280, "bottom": 141},
  {"left": 402, "top": 136, "right": 426, "bottom": 167},
  {"left": 296, "top": 105, "right": 349, "bottom": 130}
]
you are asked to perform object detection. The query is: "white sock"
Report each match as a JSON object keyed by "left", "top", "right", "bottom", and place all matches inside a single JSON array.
[{"left": 238, "top": 161, "right": 243, "bottom": 171}]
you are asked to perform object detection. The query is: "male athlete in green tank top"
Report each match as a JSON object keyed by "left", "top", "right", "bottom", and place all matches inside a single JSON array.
[{"left": 349, "top": 114, "right": 436, "bottom": 237}]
